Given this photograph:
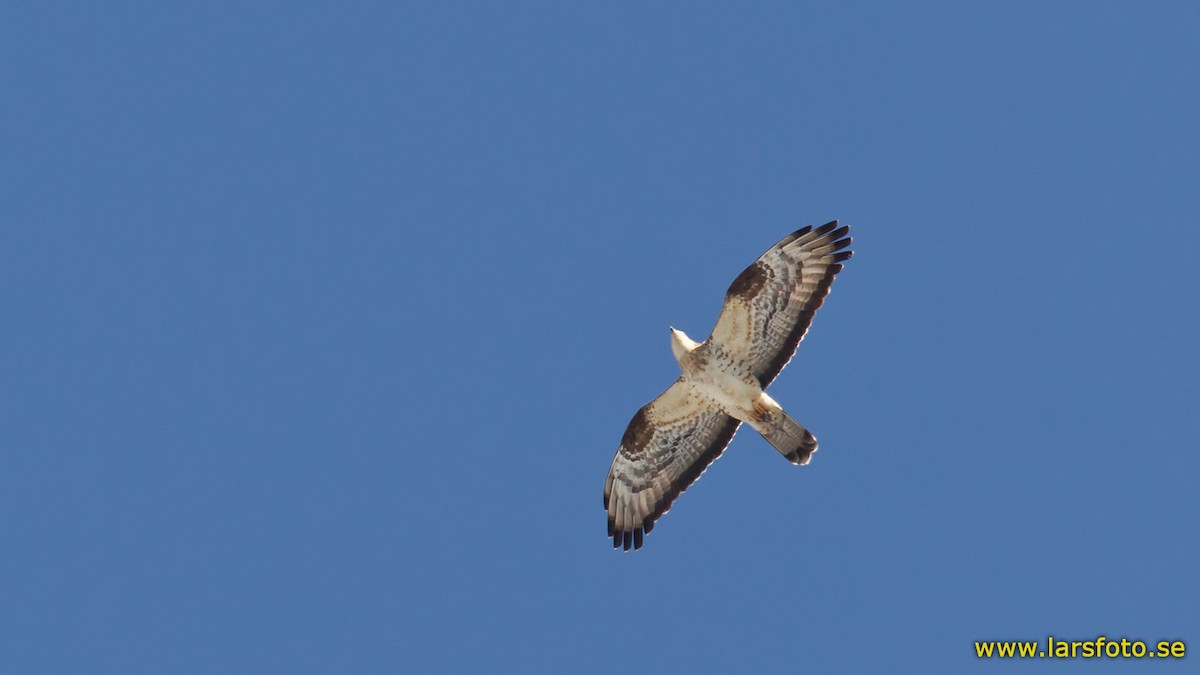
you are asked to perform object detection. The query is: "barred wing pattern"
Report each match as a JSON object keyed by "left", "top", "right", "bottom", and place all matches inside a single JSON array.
[
  {"left": 708, "top": 221, "right": 852, "bottom": 388},
  {"left": 604, "top": 381, "right": 741, "bottom": 550}
]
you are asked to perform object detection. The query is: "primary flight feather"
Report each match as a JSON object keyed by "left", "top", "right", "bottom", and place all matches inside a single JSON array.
[{"left": 604, "top": 221, "right": 853, "bottom": 550}]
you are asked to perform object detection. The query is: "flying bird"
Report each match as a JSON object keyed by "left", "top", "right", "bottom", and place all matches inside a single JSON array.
[{"left": 604, "top": 221, "right": 853, "bottom": 550}]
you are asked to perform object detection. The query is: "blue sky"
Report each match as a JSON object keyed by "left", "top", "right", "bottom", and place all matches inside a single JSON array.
[{"left": 3, "top": 3, "right": 1198, "bottom": 673}]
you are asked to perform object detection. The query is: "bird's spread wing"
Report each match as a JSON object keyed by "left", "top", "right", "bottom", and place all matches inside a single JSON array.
[
  {"left": 604, "top": 381, "right": 741, "bottom": 550},
  {"left": 708, "top": 221, "right": 852, "bottom": 388}
]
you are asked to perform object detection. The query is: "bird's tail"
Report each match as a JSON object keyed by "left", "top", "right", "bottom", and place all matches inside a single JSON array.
[{"left": 747, "top": 406, "right": 819, "bottom": 465}]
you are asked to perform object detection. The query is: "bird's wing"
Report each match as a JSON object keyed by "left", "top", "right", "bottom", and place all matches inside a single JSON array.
[
  {"left": 707, "top": 221, "right": 852, "bottom": 388},
  {"left": 604, "top": 380, "right": 741, "bottom": 551}
]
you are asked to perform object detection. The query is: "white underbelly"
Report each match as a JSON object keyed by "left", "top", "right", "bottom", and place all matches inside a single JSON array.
[{"left": 686, "top": 370, "right": 762, "bottom": 420}]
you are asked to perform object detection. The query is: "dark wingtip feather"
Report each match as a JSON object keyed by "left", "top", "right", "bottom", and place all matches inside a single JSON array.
[
  {"left": 813, "top": 220, "right": 838, "bottom": 237},
  {"left": 633, "top": 528, "right": 644, "bottom": 549},
  {"left": 622, "top": 533, "right": 632, "bottom": 551},
  {"left": 832, "top": 250, "right": 853, "bottom": 263}
]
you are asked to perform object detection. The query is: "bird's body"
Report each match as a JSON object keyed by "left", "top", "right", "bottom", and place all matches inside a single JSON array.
[
  {"left": 672, "top": 329, "right": 763, "bottom": 421},
  {"left": 605, "top": 221, "right": 853, "bottom": 550},
  {"left": 670, "top": 328, "right": 809, "bottom": 460}
]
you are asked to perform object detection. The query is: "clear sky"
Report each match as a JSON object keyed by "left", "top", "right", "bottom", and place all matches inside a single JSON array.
[{"left": 3, "top": 3, "right": 1198, "bottom": 673}]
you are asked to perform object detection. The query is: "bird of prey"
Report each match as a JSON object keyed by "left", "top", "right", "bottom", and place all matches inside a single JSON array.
[{"left": 604, "top": 221, "right": 852, "bottom": 550}]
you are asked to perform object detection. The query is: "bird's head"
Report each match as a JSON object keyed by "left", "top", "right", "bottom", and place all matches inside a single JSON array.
[{"left": 669, "top": 326, "right": 700, "bottom": 362}]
